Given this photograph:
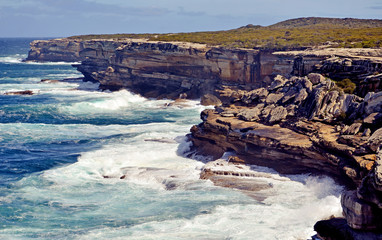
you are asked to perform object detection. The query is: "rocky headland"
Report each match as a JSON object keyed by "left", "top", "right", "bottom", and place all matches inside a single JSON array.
[
  {"left": 26, "top": 37, "right": 382, "bottom": 239},
  {"left": 26, "top": 38, "right": 382, "bottom": 99}
]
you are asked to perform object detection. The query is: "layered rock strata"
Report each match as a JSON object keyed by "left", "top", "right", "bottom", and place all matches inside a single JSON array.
[
  {"left": 189, "top": 74, "right": 382, "bottom": 238},
  {"left": 26, "top": 39, "right": 382, "bottom": 99}
]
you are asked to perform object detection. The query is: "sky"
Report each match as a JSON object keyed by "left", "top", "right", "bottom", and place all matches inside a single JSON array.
[{"left": 1, "top": 0, "right": 381, "bottom": 37}]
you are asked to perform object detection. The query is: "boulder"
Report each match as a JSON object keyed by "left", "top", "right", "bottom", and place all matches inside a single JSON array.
[
  {"left": 201, "top": 94, "right": 222, "bottom": 106},
  {"left": 367, "top": 128, "right": 382, "bottom": 152},
  {"left": 238, "top": 108, "right": 262, "bottom": 122},
  {"left": 246, "top": 88, "right": 269, "bottom": 103},
  {"left": 357, "top": 174, "right": 382, "bottom": 209},
  {"left": 261, "top": 104, "right": 276, "bottom": 118},
  {"left": 365, "top": 92, "right": 382, "bottom": 115},
  {"left": 297, "top": 77, "right": 313, "bottom": 93},
  {"left": 363, "top": 112, "right": 382, "bottom": 127},
  {"left": 294, "top": 88, "right": 308, "bottom": 104},
  {"left": 268, "top": 106, "right": 288, "bottom": 123},
  {"left": 269, "top": 75, "right": 287, "bottom": 90},
  {"left": 363, "top": 128, "right": 372, "bottom": 137},
  {"left": 265, "top": 93, "right": 284, "bottom": 104},
  {"left": 373, "top": 151, "right": 382, "bottom": 192},
  {"left": 308, "top": 73, "right": 325, "bottom": 85}
]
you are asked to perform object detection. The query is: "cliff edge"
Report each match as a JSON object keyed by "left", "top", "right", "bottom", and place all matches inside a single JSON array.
[{"left": 26, "top": 38, "right": 382, "bottom": 99}]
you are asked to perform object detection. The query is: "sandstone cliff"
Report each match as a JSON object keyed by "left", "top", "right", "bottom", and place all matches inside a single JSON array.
[{"left": 26, "top": 38, "right": 382, "bottom": 99}]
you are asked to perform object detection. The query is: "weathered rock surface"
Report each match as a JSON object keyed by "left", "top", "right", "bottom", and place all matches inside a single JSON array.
[
  {"left": 341, "top": 190, "right": 382, "bottom": 230},
  {"left": 26, "top": 39, "right": 382, "bottom": 99},
  {"left": 200, "top": 93, "right": 222, "bottom": 106},
  {"left": 200, "top": 159, "right": 274, "bottom": 200},
  {"left": 189, "top": 74, "right": 382, "bottom": 238}
]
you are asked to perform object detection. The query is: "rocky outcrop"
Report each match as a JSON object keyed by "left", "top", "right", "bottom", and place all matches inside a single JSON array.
[
  {"left": 200, "top": 159, "right": 274, "bottom": 200},
  {"left": 3, "top": 90, "right": 34, "bottom": 95},
  {"left": 315, "top": 150, "right": 382, "bottom": 239},
  {"left": 190, "top": 76, "right": 380, "bottom": 183},
  {"left": 189, "top": 73, "right": 382, "bottom": 238},
  {"left": 26, "top": 39, "right": 86, "bottom": 62},
  {"left": 26, "top": 38, "right": 382, "bottom": 99}
]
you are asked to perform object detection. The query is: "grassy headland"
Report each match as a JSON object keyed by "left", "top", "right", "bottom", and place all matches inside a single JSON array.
[{"left": 68, "top": 17, "right": 382, "bottom": 50}]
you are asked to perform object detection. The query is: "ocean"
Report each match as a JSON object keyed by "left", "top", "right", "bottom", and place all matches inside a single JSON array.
[{"left": 0, "top": 38, "right": 343, "bottom": 240}]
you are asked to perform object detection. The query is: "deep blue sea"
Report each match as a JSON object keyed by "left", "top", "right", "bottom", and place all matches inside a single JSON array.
[{"left": 0, "top": 38, "right": 343, "bottom": 239}]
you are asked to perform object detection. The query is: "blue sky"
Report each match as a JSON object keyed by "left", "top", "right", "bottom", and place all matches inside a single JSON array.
[{"left": 1, "top": 0, "right": 381, "bottom": 37}]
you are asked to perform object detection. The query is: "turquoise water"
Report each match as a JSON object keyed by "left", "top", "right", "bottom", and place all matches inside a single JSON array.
[{"left": 0, "top": 38, "right": 343, "bottom": 239}]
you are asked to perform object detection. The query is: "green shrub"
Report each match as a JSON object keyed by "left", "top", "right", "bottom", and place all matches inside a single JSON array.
[
  {"left": 67, "top": 18, "right": 382, "bottom": 50},
  {"left": 335, "top": 79, "right": 356, "bottom": 94}
]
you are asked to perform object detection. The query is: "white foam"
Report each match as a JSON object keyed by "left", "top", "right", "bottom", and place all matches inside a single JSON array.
[
  {"left": 58, "top": 90, "right": 149, "bottom": 114},
  {"left": 1, "top": 81, "right": 344, "bottom": 239},
  {"left": 0, "top": 54, "right": 26, "bottom": 63},
  {"left": 25, "top": 61, "right": 81, "bottom": 65},
  {"left": 88, "top": 90, "right": 147, "bottom": 110}
]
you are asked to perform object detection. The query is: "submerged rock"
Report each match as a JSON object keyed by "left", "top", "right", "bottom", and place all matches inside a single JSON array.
[{"left": 4, "top": 90, "right": 34, "bottom": 95}]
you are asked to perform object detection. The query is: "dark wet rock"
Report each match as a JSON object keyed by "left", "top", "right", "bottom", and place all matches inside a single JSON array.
[
  {"left": 41, "top": 79, "right": 60, "bottom": 83},
  {"left": 4, "top": 90, "right": 34, "bottom": 95},
  {"left": 314, "top": 218, "right": 382, "bottom": 240}
]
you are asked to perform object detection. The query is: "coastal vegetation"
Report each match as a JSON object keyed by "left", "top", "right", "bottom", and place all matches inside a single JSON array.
[
  {"left": 68, "top": 17, "right": 382, "bottom": 50},
  {"left": 334, "top": 78, "right": 357, "bottom": 94}
]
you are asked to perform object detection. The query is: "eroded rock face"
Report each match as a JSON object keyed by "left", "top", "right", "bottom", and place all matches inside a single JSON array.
[
  {"left": 27, "top": 38, "right": 382, "bottom": 100},
  {"left": 26, "top": 39, "right": 84, "bottom": 62},
  {"left": 342, "top": 190, "right": 382, "bottom": 230},
  {"left": 189, "top": 74, "right": 382, "bottom": 237}
]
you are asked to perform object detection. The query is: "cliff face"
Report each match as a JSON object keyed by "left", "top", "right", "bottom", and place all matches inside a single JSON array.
[
  {"left": 26, "top": 39, "right": 85, "bottom": 62},
  {"left": 28, "top": 39, "right": 265, "bottom": 98},
  {"left": 27, "top": 38, "right": 382, "bottom": 99},
  {"left": 76, "top": 40, "right": 263, "bottom": 98}
]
